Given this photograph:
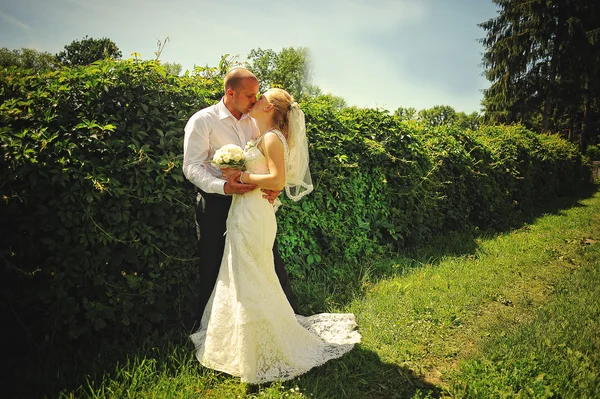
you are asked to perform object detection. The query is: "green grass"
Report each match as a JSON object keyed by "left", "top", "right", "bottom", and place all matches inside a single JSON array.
[
  {"left": 15, "top": 188, "right": 600, "bottom": 398},
  {"left": 349, "top": 192, "right": 600, "bottom": 398},
  {"left": 447, "top": 237, "right": 600, "bottom": 397}
]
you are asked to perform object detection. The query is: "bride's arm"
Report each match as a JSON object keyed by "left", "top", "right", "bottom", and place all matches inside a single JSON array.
[{"left": 239, "top": 132, "right": 286, "bottom": 191}]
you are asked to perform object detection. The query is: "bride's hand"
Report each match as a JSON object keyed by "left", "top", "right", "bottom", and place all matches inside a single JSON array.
[{"left": 261, "top": 189, "right": 281, "bottom": 204}]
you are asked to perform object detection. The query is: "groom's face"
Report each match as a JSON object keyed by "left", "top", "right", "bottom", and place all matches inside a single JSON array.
[{"left": 231, "top": 78, "right": 259, "bottom": 116}]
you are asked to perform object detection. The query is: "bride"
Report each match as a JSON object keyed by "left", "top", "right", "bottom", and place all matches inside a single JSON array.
[{"left": 189, "top": 88, "right": 361, "bottom": 385}]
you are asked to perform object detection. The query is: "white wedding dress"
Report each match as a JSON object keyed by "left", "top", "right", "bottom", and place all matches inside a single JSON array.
[{"left": 190, "top": 131, "right": 361, "bottom": 384}]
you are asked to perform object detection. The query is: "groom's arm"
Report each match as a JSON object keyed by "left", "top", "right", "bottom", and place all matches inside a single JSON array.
[
  {"left": 183, "top": 113, "right": 227, "bottom": 195},
  {"left": 221, "top": 169, "right": 277, "bottom": 200}
]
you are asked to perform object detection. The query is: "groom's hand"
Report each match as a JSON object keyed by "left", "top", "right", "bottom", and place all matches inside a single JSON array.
[
  {"left": 220, "top": 168, "right": 239, "bottom": 180},
  {"left": 261, "top": 189, "right": 281, "bottom": 204},
  {"left": 223, "top": 172, "right": 256, "bottom": 195}
]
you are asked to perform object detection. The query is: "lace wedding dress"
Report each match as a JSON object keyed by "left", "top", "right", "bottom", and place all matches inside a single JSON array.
[{"left": 190, "top": 131, "right": 361, "bottom": 384}]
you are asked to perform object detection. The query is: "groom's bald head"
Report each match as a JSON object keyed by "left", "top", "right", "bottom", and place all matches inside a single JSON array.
[
  {"left": 223, "top": 67, "right": 260, "bottom": 119},
  {"left": 224, "top": 67, "right": 258, "bottom": 92}
]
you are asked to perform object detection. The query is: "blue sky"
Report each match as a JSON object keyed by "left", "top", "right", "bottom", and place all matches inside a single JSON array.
[{"left": 0, "top": 0, "right": 499, "bottom": 113}]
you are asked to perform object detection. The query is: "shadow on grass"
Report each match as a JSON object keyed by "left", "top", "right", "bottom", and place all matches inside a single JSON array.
[
  {"left": 404, "top": 184, "right": 599, "bottom": 267},
  {"left": 295, "top": 184, "right": 599, "bottom": 315},
  {"left": 3, "top": 327, "right": 439, "bottom": 399},
  {"left": 519, "top": 184, "right": 598, "bottom": 224},
  {"left": 1, "top": 324, "right": 188, "bottom": 399},
  {"left": 287, "top": 345, "right": 440, "bottom": 399}
]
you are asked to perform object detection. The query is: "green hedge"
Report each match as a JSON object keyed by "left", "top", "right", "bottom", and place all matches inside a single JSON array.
[
  {"left": 0, "top": 61, "right": 209, "bottom": 340},
  {"left": 0, "top": 60, "right": 590, "bottom": 342}
]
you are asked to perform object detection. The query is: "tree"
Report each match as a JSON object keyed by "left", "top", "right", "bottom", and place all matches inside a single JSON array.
[
  {"left": 0, "top": 47, "right": 57, "bottom": 71},
  {"left": 56, "top": 36, "right": 122, "bottom": 66},
  {"left": 160, "top": 62, "right": 182, "bottom": 76},
  {"left": 418, "top": 105, "right": 458, "bottom": 127},
  {"left": 394, "top": 107, "right": 417, "bottom": 122},
  {"left": 415, "top": 106, "right": 481, "bottom": 130},
  {"left": 313, "top": 93, "right": 349, "bottom": 110},
  {"left": 246, "top": 47, "right": 313, "bottom": 101},
  {"left": 480, "top": 0, "right": 600, "bottom": 151},
  {"left": 455, "top": 111, "right": 482, "bottom": 131},
  {"left": 189, "top": 54, "right": 243, "bottom": 99}
]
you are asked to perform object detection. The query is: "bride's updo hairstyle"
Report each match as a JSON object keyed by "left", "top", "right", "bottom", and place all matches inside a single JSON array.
[
  {"left": 264, "top": 88, "right": 313, "bottom": 200},
  {"left": 265, "top": 88, "right": 294, "bottom": 137}
]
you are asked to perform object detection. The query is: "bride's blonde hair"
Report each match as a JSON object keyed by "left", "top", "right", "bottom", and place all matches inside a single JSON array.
[{"left": 265, "top": 88, "right": 294, "bottom": 137}]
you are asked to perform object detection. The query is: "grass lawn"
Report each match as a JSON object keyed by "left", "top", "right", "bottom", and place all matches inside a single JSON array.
[
  {"left": 350, "top": 191, "right": 600, "bottom": 398},
  {"left": 13, "top": 188, "right": 600, "bottom": 398}
]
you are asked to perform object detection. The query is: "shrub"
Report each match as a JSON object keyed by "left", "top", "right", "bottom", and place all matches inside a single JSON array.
[
  {"left": 0, "top": 60, "right": 590, "bottom": 343},
  {"left": 1, "top": 60, "right": 210, "bottom": 340}
]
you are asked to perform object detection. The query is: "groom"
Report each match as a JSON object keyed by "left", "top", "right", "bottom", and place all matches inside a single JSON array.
[{"left": 183, "top": 67, "right": 299, "bottom": 322}]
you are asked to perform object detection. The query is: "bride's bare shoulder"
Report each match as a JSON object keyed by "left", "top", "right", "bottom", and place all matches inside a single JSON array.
[{"left": 262, "top": 130, "right": 287, "bottom": 146}]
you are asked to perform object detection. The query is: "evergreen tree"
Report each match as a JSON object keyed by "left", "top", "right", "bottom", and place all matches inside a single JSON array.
[{"left": 480, "top": 0, "right": 600, "bottom": 151}]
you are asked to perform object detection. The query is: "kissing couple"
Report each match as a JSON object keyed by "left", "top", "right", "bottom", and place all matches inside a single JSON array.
[{"left": 183, "top": 67, "right": 361, "bottom": 385}]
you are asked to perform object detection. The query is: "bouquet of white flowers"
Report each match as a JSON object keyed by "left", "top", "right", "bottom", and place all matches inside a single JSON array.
[{"left": 210, "top": 144, "right": 246, "bottom": 169}]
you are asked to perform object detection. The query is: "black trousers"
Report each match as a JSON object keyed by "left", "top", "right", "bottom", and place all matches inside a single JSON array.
[{"left": 195, "top": 190, "right": 299, "bottom": 321}]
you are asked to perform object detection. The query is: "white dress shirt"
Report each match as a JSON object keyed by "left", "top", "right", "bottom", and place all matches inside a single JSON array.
[{"left": 183, "top": 99, "right": 259, "bottom": 195}]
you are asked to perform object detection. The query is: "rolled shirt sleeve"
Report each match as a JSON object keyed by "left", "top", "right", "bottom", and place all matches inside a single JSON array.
[{"left": 183, "top": 110, "right": 226, "bottom": 195}]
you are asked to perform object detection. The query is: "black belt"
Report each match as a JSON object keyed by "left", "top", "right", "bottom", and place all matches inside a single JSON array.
[{"left": 198, "top": 188, "right": 230, "bottom": 200}]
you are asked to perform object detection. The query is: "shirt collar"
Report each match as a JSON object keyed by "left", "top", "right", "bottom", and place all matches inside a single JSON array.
[{"left": 216, "top": 98, "right": 251, "bottom": 122}]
